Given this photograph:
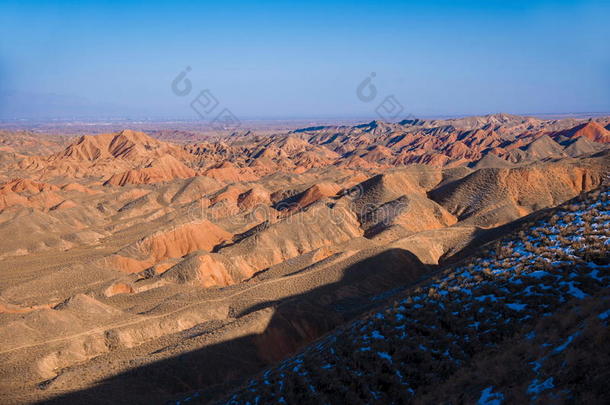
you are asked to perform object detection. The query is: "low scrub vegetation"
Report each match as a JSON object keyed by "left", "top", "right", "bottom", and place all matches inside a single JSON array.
[{"left": 204, "top": 186, "right": 609, "bottom": 404}]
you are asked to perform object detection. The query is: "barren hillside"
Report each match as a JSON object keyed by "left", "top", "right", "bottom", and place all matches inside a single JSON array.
[
  {"left": 0, "top": 114, "right": 608, "bottom": 404},
  {"left": 213, "top": 185, "right": 610, "bottom": 404}
]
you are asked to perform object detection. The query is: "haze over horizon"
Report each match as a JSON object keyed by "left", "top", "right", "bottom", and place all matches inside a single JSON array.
[{"left": 1, "top": 0, "right": 609, "bottom": 120}]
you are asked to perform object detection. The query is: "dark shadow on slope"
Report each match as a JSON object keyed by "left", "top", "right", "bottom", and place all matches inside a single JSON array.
[
  {"left": 438, "top": 199, "right": 576, "bottom": 269},
  {"left": 36, "top": 188, "right": 600, "bottom": 405},
  {"left": 36, "top": 248, "right": 429, "bottom": 405},
  {"left": 292, "top": 126, "right": 330, "bottom": 133}
]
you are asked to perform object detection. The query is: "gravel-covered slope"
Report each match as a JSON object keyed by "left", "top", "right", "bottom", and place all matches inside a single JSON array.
[{"left": 203, "top": 185, "right": 609, "bottom": 405}]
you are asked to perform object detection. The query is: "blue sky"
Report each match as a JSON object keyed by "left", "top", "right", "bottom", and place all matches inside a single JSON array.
[{"left": 0, "top": 0, "right": 609, "bottom": 120}]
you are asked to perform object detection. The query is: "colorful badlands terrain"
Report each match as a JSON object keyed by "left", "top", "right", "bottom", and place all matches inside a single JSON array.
[{"left": 0, "top": 114, "right": 608, "bottom": 404}]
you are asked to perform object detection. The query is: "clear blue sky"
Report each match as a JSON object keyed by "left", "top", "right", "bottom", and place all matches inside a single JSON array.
[{"left": 1, "top": 0, "right": 609, "bottom": 120}]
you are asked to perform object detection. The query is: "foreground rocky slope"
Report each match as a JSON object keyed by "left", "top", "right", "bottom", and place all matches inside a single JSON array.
[{"left": 216, "top": 186, "right": 609, "bottom": 404}]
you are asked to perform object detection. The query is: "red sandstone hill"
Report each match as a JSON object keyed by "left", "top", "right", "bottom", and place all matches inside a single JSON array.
[
  {"left": 13, "top": 130, "right": 195, "bottom": 181},
  {"left": 554, "top": 121, "right": 610, "bottom": 144},
  {"left": 53, "top": 129, "right": 190, "bottom": 162},
  {"left": 103, "top": 155, "right": 196, "bottom": 186}
]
